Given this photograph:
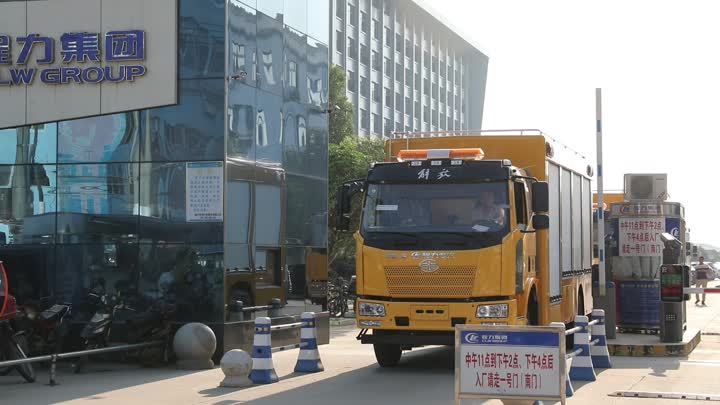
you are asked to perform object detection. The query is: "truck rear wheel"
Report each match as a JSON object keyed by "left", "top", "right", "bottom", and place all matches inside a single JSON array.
[{"left": 373, "top": 343, "right": 402, "bottom": 367}]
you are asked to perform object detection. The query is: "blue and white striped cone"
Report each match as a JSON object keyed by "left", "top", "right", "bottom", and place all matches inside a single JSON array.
[
  {"left": 590, "top": 309, "right": 612, "bottom": 369},
  {"left": 550, "top": 322, "right": 573, "bottom": 397},
  {"left": 249, "top": 317, "right": 278, "bottom": 384},
  {"left": 294, "top": 312, "right": 324, "bottom": 373},
  {"left": 569, "top": 315, "right": 597, "bottom": 381}
]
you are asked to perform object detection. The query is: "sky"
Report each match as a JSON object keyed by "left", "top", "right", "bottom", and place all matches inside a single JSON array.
[{"left": 431, "top": 0, "right": 720, "bottom": 247}]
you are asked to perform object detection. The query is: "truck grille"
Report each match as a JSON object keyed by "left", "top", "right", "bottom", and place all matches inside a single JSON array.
[{"left": 384, "top": 266, "right": 476, "bottom": 297}]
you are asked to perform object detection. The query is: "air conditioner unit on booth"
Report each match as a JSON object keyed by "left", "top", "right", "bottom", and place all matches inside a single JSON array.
[{"left": 624, "top": 173, "right": 668, "bottom": 201}]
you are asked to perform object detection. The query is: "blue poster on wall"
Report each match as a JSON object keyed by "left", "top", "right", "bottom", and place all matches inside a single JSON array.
[{"left": 617, "top": 280, "right": 660, "bottom": 329}]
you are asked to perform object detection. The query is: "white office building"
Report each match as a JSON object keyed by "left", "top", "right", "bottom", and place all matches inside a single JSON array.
[{"left": 330, "top": 0, "right": 489, "bottom": 138}]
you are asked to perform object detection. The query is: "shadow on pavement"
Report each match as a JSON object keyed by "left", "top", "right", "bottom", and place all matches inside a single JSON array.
[{"left": 0, "top": 361, "right": 212, "bottom": 404}]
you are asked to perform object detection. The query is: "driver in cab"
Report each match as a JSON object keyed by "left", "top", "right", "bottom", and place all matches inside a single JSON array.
[{"left": 471, "top": 191, "right": 505, "bottom": 228}]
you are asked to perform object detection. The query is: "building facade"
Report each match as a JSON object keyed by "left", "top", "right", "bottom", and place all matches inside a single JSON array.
[
  {"left": 330, "top": 0, "right": 489, "bottom": 138},
  {"left": 0, "top": 0, "right": 329, "bottom": 355}
]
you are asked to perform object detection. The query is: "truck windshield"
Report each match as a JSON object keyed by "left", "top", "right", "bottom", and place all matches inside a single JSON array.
[{"left": 361, "top": 182, "right": 510, "bottom": 236}]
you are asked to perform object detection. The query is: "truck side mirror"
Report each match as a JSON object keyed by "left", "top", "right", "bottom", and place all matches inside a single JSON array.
[
  {"left": 531, "top": 181, "right": 549, "bottom": 213},
  {"left": 532, "top": 214, "right": 550, "bottom": 230},
  {"left": 334, "top": 180, "right": 365, "bottom": 231}
]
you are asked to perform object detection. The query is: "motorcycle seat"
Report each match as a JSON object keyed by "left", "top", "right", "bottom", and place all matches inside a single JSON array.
[{"left": 39, "top": 304, "right": 70, "bottom": 321}]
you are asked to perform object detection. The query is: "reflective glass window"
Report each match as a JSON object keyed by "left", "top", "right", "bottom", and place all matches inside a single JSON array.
[
  {"left": 258, "top": 0, "right": 284, "bottom": 21},
  {"left": 226, "top": 163, "right": 252, "bottom": 244},
  {"left": 58, "top": 112, "right": 142, "bottom": 163},
  {"left": 0, "top": 125, "right": 57, "bottom": 164},
  {"left": 257, "top": 13, "right": 284, "bottom": 96},
  {"left": 255, "top": 182, "right": 282, "bottom": 247},
  {"left": 284, "top": 0, "right": 307, "bottom": 33},
  {"left": 307, "top": 37, "right": 329, "bottom": 111},
  {"left": 138, "top": 244, "right": 225, "bottom": 322},
  {"left": 308, "top": 0, "right": 330, "bottom": 44},
  {"left": 143, "top": 79, "right": 225, "bottom": 162},
  {"left": 256, "top": 90, "right": 284, "bottom": 164},
  {"left": 54, "top": 243, "right": 138, "bottom": 308},
  {"left": 225, "top": 243, "right": 251, "bottom": 272},
  {"left": 179, "top": 0, "right": 225, "bottom": 79},
  {"left": 286, "top": 174, "right": 327, "bottom": 246},
  {"left": 228, "top": 84, "right": 257, "bottom": 160},
  {"left": 284, "top": 25, "right": 307, "bottom": 103},
  {"left": 0, "top": 244, "right": 55, "bottom": 303},
  {"left": 286, "top": 247, "right": 307, "bottom": 301},
  {"left": 306, "top": 110, "right": 328, "bottom": 178},
  {"left": 283, "top": 101, "right": 309, "bottom": 173},
  {"left": 138, "top": 163, "right": 224, "bottom": 244},
  {"left": 56, "top": 163, "right": 139, "bottom": 244},
  {"left": 228, "top": 1, "right": 258, "bottom": 88},
  {"left": 0, "top": 164, "right": 56, "bottom": 244}
]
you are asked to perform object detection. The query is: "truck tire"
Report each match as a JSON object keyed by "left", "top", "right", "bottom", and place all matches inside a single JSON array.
[{"left": 373, "top": 343, "right": 402, "bottom": 367}]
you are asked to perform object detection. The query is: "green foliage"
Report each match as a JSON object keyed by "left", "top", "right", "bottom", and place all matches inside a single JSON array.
[
  {"left": 329, "top": 65, "right": 355, "bottom": 145},
  {"left": 328, "top": 137, "right": 385, "bottom": 275}
]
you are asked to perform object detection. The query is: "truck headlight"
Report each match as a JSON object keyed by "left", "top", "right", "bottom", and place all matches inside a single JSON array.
[
  {"left": 476, "top": 304, "right": 509, "bottom": 318},
  {"left": 359, "top": 302, "right": 386, "bottom": 317}
]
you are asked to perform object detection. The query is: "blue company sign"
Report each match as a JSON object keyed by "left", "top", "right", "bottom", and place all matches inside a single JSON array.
[
  {"left": 461, "top": 331, "right": 560, "bottom": 347},
  {"left": 0, "top": 30, "right": 146, "bottom": 86}
]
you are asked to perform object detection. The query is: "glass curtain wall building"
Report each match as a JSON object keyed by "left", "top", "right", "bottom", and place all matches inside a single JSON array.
[{"left": 0, "top": 0, "right": 329, "bottom": 354}]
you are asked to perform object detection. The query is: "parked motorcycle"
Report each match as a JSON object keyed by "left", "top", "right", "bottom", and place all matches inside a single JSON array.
[
  {"left": 16, "top": 297, "right": 72, "bottom": 356},
  {"left": 73, "top": 290, "right": 122, "bottom": 373},
  {"left": 0, "top": 294, "right": 36, "bottom": 383},
  {"left": 327, "top": 276, "right": 356, "bottom": 318}
]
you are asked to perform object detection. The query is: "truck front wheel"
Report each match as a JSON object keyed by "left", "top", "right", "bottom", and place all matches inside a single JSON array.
[{"left": 373, "top": 343, "right": 402, "bottom": 367}]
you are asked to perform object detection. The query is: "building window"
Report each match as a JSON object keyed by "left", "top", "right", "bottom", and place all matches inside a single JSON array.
[
  {"left": 361, "top": 12, "right": 370, "bottom": 33},
  {"left": 395, "top": 63, "right": 402, "bottom": 79},
  {"left": 385, "top": 87, "right": 393, "bottom": 108},
  {"left": 372, "top": 82, "right": 381, "bottom": 102},
  {"left": 385, "top": 27, "right": 392, "bottom": 47},
  {"left": 395, "top": 121, "right": 402, "bottom": 132},
  {"left": 372, "top": 0, "right": 380, "bottom": 8},
  {"left": 372, "top": 50, "right": 381, "bottom": 71},
  {"left": 405, "top": 68, "right": 411, "bottom": 86},
  {"left": 415, "top": 100, "right": 421, "bottom": 115},
  {"left": 373, "top": 19, "right": 381, "bottom": 39},
  {"left": 424, "top": 78, "right": 430, "bottom": 96},
  {"left": 415, "top": 73, "right": 420, "bottom": 89},
  {"left": 336, "top": 0, "right": 344, "bottom": 18},
  {"left": 423, "top": 51, "right": 430, "bottom": 66},
  {"left": 349, "top": 3, "right": 358, "bottom": 24},
  {"left": 360, "top": 76, "right": 369, "bottom": 98},
  {"left": 384, "top": 57, "right": 391, "bottom": 77},
  {"left": 415, "top": 45, "right": 421, "bottom": 63},
  {"left": 348, "top": 37, "right": 357, "bottom": 59},
  {"left": 395, "top": 93, "right": 402, "bottom": 111},
  {"left": 405, "top": 97, "right": 411, "bottom": 113},
  {"left": 361, "top": 108, "right": 369, "bottom": 130},
  {"left": 348, "top": 70, "right": 357, "bottom": 91},
  {"left": 361, "top": 44, "right": 369, "bottom": 66},
  {"left": 372, "top": 113, "right": 381, "bottom": 135},
  {"left": 288, "top": 60, "right": 298, "bottom": 88},
  {"left": 395, "top": 33, "right": 402, "bottom": 50},
  {"left": 384, "top": 118, "right": 392, "bottom": 136},
  {"left": 405, "top": 39, "right": 412, "bottom": 56},
  {"left": 336, "top": 31, "right": 345, "bottom": 54}
]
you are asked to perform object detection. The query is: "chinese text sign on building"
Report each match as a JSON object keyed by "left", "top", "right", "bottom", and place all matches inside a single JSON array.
[
  {"left": 186, "top": 162, "right": 223, "bottom": 223},
  {"left": 455, "top": 325, "right": 565, "bottom": 404},
  {"left": 618, "top": 217, "right": 665, "bottom": 257},
  {"left": 0, "top": 0, "right": 177, "bottom": 129}
]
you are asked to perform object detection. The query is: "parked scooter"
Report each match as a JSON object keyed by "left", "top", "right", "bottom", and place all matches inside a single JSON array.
[{"left": 73, "top": 290, "right": 122, "bottom": 373}]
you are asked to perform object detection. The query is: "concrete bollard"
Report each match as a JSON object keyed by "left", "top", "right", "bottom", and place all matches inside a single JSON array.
[
  {"left": 219, "top": 349, "right": 253, "bottom": 388},
  {"left": 249, "top": 317, "right": 278, "bottom": 384},
  {"left": 590, "top": 309, "right": 612, "bottom": 369},
  {"left": 268, "top": 298, "right": 282, "bottom": 318},
  {"left": 173, "top": 323, "right": 216, "bottom": 370},
  {"left": 294, "top": 312, "right": 324, "bottom": 373},
  {"left": 569, "top": 315, "right": 597, "bottom": 382},
  {"left": 550, "top": 322, "right": 573, "bottom": 397}
]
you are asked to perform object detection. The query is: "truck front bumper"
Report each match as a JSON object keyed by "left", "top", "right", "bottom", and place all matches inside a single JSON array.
[{"left": 355, "top": 298, "right": 519, "bottom": 333}]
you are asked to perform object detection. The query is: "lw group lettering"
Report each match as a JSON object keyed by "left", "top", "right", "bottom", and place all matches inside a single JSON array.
[{"left": 0, "top": 30, "right": 146, "bottom": 86}]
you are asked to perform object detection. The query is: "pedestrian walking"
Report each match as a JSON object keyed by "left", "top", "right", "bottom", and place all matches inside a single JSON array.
[{"left": 695, "top": 256, "right": 712, "bottom": 305}]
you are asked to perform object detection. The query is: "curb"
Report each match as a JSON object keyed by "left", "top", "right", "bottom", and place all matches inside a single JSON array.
[{"left": 608, "top": 330, "right": 701, "bottom": 357}]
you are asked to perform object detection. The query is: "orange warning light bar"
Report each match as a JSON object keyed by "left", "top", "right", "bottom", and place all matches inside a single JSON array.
[{"left": 397, "top": 148, "right": 485, "bottom": 162}]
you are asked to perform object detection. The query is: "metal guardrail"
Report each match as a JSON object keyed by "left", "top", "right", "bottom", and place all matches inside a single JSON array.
[
  {"left": 227, "top": 298, "right": 284, "bottom": 322},
  {"left": 0, "top": 340, "right": 163, "bottom": 385}
]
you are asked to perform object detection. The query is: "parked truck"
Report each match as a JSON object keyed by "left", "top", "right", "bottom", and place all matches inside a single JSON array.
[{"left": 335, "top": 130, "right": 594, "bottom": 367}]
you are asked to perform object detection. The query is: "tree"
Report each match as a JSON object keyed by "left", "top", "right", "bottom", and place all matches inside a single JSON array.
[
  {"left": 328, "top": 137, "right": 385, "bottom": 275},
  {"left": 329, "top": 65, "right": 355, "bottom": 144}
]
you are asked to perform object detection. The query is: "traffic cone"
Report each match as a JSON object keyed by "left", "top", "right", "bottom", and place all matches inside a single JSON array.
[
  {"left": 249, "top": 317, "right": 278, "bottom": 384},
  {"left": 590, "top": 309, "right": 612, "bottom": 369},
  {"left": 294, "top": 312, "right": 324, "bottom": 373},
  {"left": 569, "top": 315, "right": 597, "bottom": 381}
]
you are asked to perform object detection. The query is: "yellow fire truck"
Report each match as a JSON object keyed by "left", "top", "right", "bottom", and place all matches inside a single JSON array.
[{"left": 336, "top": 130, "right": 594, "bottom": 367}]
